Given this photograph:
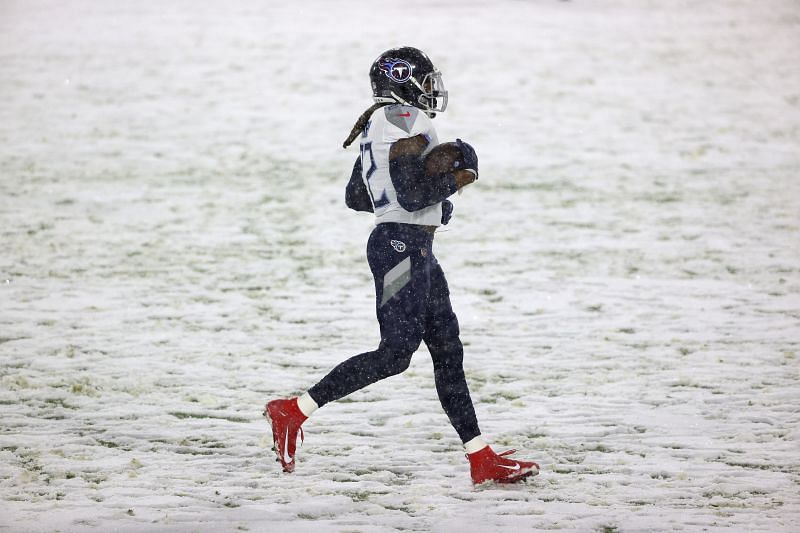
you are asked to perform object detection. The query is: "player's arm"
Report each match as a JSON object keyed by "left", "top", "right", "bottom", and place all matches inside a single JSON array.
[
  {"left": 345, "top": 157, "right": 374, "bottom": 212},
  {"left": 388, "top": 135, "right": 475, "bottom": 211}
]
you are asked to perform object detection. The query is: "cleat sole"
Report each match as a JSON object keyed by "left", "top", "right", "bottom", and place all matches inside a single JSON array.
[
  {"left": 474, "top": 466, "right": 540, "bottom": 485},
  {"left": 498, "top": 466, "right": 539, "bottom": 484}
]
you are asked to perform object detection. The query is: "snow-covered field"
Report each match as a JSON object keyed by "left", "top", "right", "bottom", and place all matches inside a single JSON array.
[{"left": 1, "top": 0, "right": 799, "bottom": 531}]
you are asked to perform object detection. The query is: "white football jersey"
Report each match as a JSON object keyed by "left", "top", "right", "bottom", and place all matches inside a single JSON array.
[{"left": 358, "top": 104, "right": 442, "bottom": 226}]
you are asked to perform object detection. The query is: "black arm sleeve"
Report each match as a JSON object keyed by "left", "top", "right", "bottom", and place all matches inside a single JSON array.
[
  {"left": 388, "top": 154, "right": 459, "bottom": 212},
  {"left": 344, "top": 157, "right": 374, "bottom": 213}
]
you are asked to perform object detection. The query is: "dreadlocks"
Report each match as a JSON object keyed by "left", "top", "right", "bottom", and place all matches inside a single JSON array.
[{"left": 342, "top": 102, "right": 391, "bottom": 149}]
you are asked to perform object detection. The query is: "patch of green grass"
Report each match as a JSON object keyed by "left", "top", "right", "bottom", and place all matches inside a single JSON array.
[
  {"left": 175, "top": 448, "right": 215, "bottom": 456},
  {"left": 43, "top": 398, "right": 75, "bottom": 409},
  {"left": 382, "top": 504, "right": 413, "bottom": 514},
  {"left": 169, "top": 411, "right": 249, "bottom": 423},
  {"left": 347, "top": 490, "right": 372, "bottom": 502},
  {"left": 82, "top": 473, "right": 108, "bottom": 485},
  {"left": 584, "top": 444, "right": 612, "bottom": 453},
  {"left": 70, "top": 379, "right": 98, "bottom": 396}
]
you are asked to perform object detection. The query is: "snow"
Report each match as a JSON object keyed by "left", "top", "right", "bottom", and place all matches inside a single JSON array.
[{"left": 1, "top": 0, "right": 799, "bottom": 531}]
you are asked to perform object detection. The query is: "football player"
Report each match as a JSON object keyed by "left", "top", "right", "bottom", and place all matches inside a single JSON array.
[{"left": 265, "top": 47, "right": 539, "bottom": 484}]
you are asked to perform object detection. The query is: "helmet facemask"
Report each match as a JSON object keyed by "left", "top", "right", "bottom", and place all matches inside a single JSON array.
[{"left": 414, "top": 70, "right": 448, "bottom": 117}]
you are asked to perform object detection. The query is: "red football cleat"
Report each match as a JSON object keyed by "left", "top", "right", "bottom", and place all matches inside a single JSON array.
[
  {"left": 467, "top": 446, "right": 540, "bottom": 484},
  {"left": 264, "top": 398, "right": 307, "bottom": 473}
]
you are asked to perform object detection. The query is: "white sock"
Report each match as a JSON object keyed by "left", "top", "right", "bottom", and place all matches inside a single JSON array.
[
  {"left": 464, "top": 436, "right": 489, "bottom": 454},
  {"left": 296, "top": 392, "right": 319, "bottom": 417}
]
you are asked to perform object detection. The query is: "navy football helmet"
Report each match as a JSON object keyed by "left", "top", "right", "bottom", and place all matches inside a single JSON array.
[{"left": 369, "top": 47, "right": 448, "bottom": 117}]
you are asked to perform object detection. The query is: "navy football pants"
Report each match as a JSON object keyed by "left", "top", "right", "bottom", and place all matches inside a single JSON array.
[{"left": 308, "top": 223, "right": 481, "bottom": 443}]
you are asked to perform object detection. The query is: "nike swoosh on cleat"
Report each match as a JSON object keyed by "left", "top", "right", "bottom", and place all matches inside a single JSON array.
[
  {"left": 283, "top": 429, "right": 292, "bottom": 464},
  {"left": 498, "top": 463, "right": 521, "bottom": 471}
]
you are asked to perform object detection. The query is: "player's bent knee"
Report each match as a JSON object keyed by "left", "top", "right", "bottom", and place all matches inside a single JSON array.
[
  {"left": 376, "top": 340, "right": 418, "bottom": 377},
  {"left": 382, "top": 333, "right": 422, "bottom": 357},
  {"left": 386, "top": 354, "right": 413, "bottom": 376}
]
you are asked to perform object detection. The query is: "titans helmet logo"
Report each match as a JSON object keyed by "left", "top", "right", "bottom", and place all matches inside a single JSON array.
[{"left": 378, "top": 58, "right": 413, "bottom": 83}]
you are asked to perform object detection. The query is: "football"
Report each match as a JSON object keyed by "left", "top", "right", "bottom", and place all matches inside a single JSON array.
[{"left": 424, "top": 142, "right": 465, "bottom": 177}]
